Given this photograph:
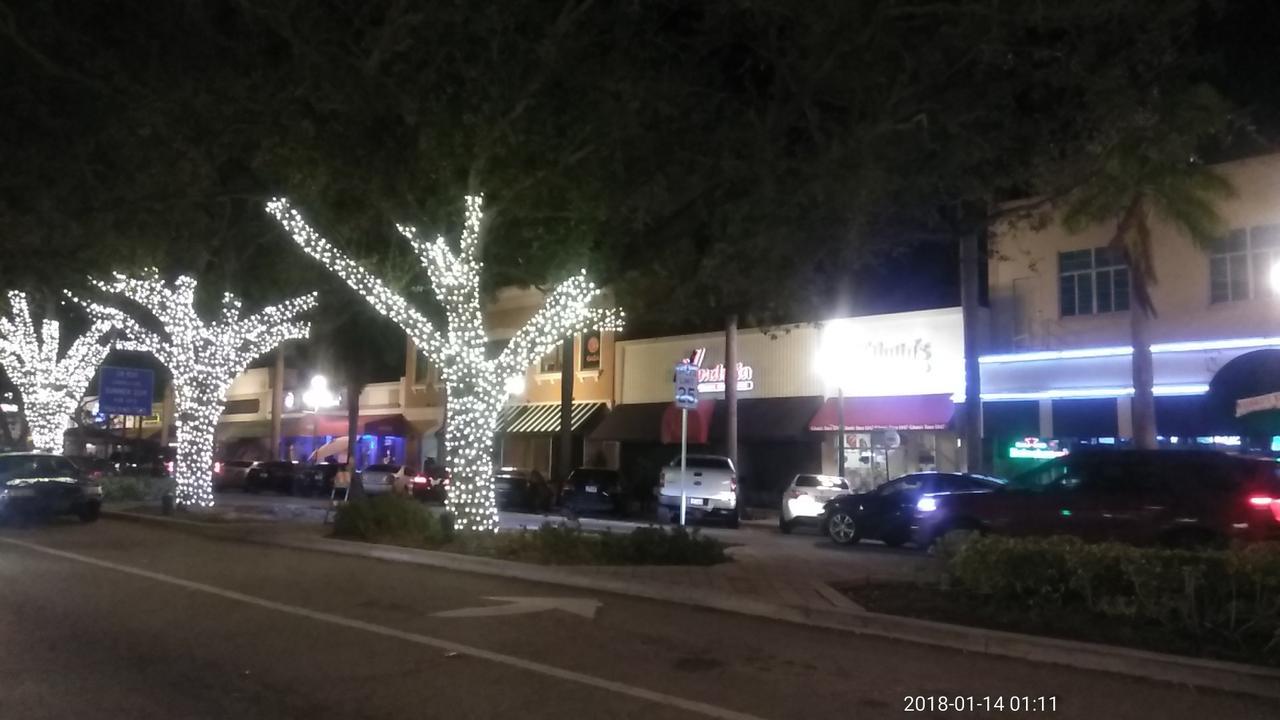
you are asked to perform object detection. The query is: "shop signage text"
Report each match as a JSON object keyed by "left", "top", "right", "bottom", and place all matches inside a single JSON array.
[
  {"left": 1009, "top": 437, "right": 1068, "bottom": 460},
  {"left": 691, "top": 347, "right": 754, "bottom": 393}
]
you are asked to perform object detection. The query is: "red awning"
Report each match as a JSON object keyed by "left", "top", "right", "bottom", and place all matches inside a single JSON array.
[
  {"left": 660, "top": 399, "right": 716, "bottom": 445},
  {"left": 808, "top": 394, "right": 955, "bottom": 432}
]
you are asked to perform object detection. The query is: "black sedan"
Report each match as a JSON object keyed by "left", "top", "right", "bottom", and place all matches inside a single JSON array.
[
  {"left": 821, "top": 471, "right": 1005, "bottom": 548},
  {"left": 244, "top": 461, "right": 308, "bottom": 495},
  {"left": 560, "top": 467, "right": 626, "bottom": 516},
  {"left": 0, "top": 452, "right": 103, "bottom": 523}
]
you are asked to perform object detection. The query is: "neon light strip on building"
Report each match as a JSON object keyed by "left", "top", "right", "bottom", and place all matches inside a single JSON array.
[{"left": 979, "top": 337, "right": 1280, "bottom": 364}]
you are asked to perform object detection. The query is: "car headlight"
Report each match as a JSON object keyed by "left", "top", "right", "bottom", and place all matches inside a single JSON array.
[{"left": 916, "top": 496, "right": 938, "bottom": 513}]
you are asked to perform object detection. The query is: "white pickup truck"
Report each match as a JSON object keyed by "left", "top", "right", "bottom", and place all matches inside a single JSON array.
[{"left": 658, "top": 454, "right": 739, "bottom": 528}]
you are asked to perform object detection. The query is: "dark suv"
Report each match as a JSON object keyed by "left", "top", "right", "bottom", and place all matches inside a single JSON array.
[{"left": 912, "top": 449, "right": 1280, "bottom": 548}]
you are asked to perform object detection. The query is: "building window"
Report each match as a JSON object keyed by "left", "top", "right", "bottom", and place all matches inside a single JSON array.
[
  {"left": 539, "top": 346, "right": 563, "bottom": 374},
  {"left": 1059, "top": 247, "right": 1129, "bottom": 317},
  {"left": 1210, "top": 225, "right": 1280, "bottom": 304}
]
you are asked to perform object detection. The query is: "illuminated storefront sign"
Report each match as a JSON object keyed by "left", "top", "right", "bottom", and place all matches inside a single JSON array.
[
  {"left": 1008, "top": 437, "right": 1068, "bottom": 459},
  {"left": 690, "top": 347, "right": 754, "bottom": 393}
]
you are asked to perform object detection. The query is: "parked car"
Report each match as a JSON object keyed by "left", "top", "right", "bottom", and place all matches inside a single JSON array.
[
  {"left": 492, "top": 467, "right": 533, "bottom": 510},
  {"left": 822, "top": 471, "right": 1006, "bottom": 547},
  {"left": 212, "top": 459, "right": 254, "bottom": 491},
  {"left": 359, "top": 463, "right": 410, "bottom": 496},
  {"left": 0, "top": 452, "right": 102, "bottom": 522},
  {"left": 243, "top": 461, "right": 306, "bottom": 495},
  {"left": 658, "top": 454, "right": 739, "bottom": 528},
  {"left": 779, "top": 474, "right": 849, "bottom": 533},
  {"left": 301, "top": 461, "right": 344, "bottom": 497},
  {"left": 66, "top": 455, "right": 115, "bottom": 480},
  {"left": 911, "top": 449, "right": 1280, "bottom": 549},
  {"left": 409, "top": 463, "right": 450, "bottom": 502},
  {"left": 561, "top": 467, "right": 626, "bottom": 516}
]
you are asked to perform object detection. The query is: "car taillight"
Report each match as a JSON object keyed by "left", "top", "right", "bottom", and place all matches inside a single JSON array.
[
  {"left": 730, "top": 476, "right": 738, "bottom": 494},
  {"left": 213, "top": 461, "right": 223, "bottom": 474},
  {"left": 412, "top": 475, "right": 428, "bottom": 485},
  {"left": 659, "top": 473, "right": 666, "bottom": 488},
  {"left": 1247, "top": 495, "right": 1274, "bottom": 507}
]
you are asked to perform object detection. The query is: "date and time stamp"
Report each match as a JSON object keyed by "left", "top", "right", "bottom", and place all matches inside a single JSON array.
[{"left": 904, "top": 696, "right": 1058, "bottom": 713}]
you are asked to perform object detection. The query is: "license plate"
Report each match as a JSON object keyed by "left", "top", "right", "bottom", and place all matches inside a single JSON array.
[
  {"left": 688, "top": 497, "right": 705, "bottom": 507},
  {"left": 585, "top": 485, "right": 598, "bottom": 493}
]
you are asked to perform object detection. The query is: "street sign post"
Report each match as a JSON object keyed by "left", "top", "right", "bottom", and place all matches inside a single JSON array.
[
  {"left": 674, "top": 361, "right": 699, "bottom": 526},
  {"left": 98, "top": 367, "right": 155, "bottom": 416}
]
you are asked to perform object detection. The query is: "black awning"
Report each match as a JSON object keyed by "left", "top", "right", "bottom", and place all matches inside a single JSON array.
[
  {"left": 1051, "top": 398, "right": 1118, "bottom": 439},
  {"left": 589, "top": 402, "right": 668, "bottom": 442},
  {"left": 723, "top": 396, "right": 824, "bottom": 442}
]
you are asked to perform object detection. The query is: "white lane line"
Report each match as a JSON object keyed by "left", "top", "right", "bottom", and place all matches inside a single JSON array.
[{"left": 0, "top": 537, "right": 767, "bottom": 720}]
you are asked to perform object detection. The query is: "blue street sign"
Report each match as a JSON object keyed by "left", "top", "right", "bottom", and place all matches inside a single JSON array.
[
  {"left": 674, "top": 361, "right": 700, "bottom": 409},
  {"left": 98, "top": 366, "right": 155, "bottom": 416}
]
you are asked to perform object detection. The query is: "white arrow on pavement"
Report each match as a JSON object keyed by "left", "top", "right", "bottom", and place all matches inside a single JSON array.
[{"left": 432, "top": 596, "right": 601, "bottom": 620}]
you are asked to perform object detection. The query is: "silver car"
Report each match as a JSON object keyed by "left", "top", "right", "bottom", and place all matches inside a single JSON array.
[{"left": 359, "top": 463, "right": 407, "bottom": 496}]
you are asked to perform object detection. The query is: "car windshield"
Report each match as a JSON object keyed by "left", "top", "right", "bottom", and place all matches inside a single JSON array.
[
  {"left": 795, "top": 475, "right": 848, "bottom": 490},
  {"left": 0, "top": 455, "right": 80, "bottom": 482},
  {"left": 570, "top": 469, "right": 617, "bottom": 484},
  {"left": 366, "top": 464, "right": 400, "bottom": 473},
  {"left": 674, "top": 457, "right": 731, "bottom": 470}
]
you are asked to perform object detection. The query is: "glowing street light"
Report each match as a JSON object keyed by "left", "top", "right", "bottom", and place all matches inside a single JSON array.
[
  {"left": 302, "top": 374, "right": 340, "bottom": 410},
  {"left": 816, "top": 319, "right": 857, "bottom": 481}
]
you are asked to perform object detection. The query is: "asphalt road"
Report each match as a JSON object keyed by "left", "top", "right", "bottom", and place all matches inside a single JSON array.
[{"left": 1, "top": 520, "right": 1276, "bottom": 720}]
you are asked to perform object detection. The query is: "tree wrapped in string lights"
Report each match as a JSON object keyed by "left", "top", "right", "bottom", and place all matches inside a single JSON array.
[
  {"left": 71, "top": 272, "right": 316, "bottom": 507},
  {"left": 268, "top": 195, "right": 622, "bottom": 531},
  {"left": 0, "top": 291, "right": 114, "bottom": 453}
]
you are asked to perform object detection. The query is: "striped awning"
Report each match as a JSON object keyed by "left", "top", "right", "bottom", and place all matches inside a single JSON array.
[{"left": 498, "top": 402, "right": 607, "bottom": 434}]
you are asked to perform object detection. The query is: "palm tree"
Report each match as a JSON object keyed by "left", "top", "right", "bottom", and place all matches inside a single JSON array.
[{"left": 1061, "top": 87, "right": 1236, "bottom": 449}]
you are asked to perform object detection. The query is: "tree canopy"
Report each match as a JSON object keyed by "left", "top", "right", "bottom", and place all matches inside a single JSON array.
[{"left": 2, "top": 0, "right": 1276, "bottom": 342}]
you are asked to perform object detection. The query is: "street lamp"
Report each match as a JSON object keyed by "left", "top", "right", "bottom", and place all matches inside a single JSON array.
[
  {"left": 302, "top": 375, "right": 339, "bottom": 461},
  {"left": 816, "top": 319, "right": 857, "bottom": 481}
]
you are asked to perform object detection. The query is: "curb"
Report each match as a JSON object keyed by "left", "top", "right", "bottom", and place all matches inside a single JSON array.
[{"left": 102, "top": 511, "right": 1280, "bottom": 701}]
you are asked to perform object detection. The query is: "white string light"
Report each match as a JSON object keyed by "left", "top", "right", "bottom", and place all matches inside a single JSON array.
[
  {"left": 70, "top": 271, "right": 316, "bottom": 507},
  {"left": 0, "top": 291, "right": 114, "bottom": 453},
  {"left": 268, "top": 195, "right": 623, "bottom": 532}
]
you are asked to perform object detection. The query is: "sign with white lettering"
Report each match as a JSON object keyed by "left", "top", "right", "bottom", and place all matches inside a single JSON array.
[
  {"left": 689, "top": 347, "right": 754, "bottom": 393},
  {"left": 98, "top": 367, "right": 154, "bottom": 416},
  {"left": 674, "top": 361, "right": 700, "bottom": 409}
]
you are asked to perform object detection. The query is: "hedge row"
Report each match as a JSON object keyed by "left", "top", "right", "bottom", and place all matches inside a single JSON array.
[
  {"left": 332, "top": 494, "right": 728, "bottom": 566},
  {"left": 944, "top": 535, "right": 1280, "bottom": 662}
]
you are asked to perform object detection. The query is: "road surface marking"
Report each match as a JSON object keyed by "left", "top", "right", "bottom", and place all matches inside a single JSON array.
[
  {"left": 434, "top": 596, "right": 601, "bottom": 619},
  {"left": 0, "top": 537, "right": 765, "bottom": 720}
]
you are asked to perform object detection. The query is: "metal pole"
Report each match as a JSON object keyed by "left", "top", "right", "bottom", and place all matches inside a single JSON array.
[
  {"left": 680, "top": 407, "right": 688, "bottom": 527},
  {"left": 836, "top": 386, "right": 846, "bottom": 481}
]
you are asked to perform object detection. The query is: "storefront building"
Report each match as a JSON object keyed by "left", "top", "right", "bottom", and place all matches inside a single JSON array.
[
  {"left": 983, "top": 152, "right": 1280, "bottom": 475},
  {"left": 487, "top": 288, "right": 615, "bottom": 476},
  {"left": 592, "top": 307, "right": 967, "bottom": 504}
]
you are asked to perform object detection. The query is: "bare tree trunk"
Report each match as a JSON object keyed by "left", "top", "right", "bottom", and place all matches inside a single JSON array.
[
  {"left": 269, "top": 348, "right": 285, "bottom": 460},
  {"left": 960, "top": 231, "right": 984, "bottom": 473},
  {"left": 556, "top": 337, "right": 575, "bottom": 510},
  {"left": 346, "top": 376, "right": 365, "bottom": 498},
  {"left": 724, "top": 314, "right": 740, "bottom": 517},
  {"left": 1130, "top": 300, "right": 1158, "bottom": 450}
]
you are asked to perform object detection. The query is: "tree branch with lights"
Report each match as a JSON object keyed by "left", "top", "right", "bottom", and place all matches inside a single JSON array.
[
  {"left": 0, "top": 291, "right": 114, "bottom": 453},
  {"left": 70, "top": 271, "right": 316, "bottom": 506},
  {"left": 268, "top": 195, "right": 622, "bottom": 532}
]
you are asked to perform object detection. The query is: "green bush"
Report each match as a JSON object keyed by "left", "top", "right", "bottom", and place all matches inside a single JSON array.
[
  {"left": 100, "top": 475, "right": 171, "bottom": 503},
  {"left": 945, "top": 535, "right": 1280, "bottom": 663},
  {"left": 332, "top": 495, "right": 451, "bottom": 547},
  {"left": 334, "top": 508, "right": 729, "bottom": 567}
]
